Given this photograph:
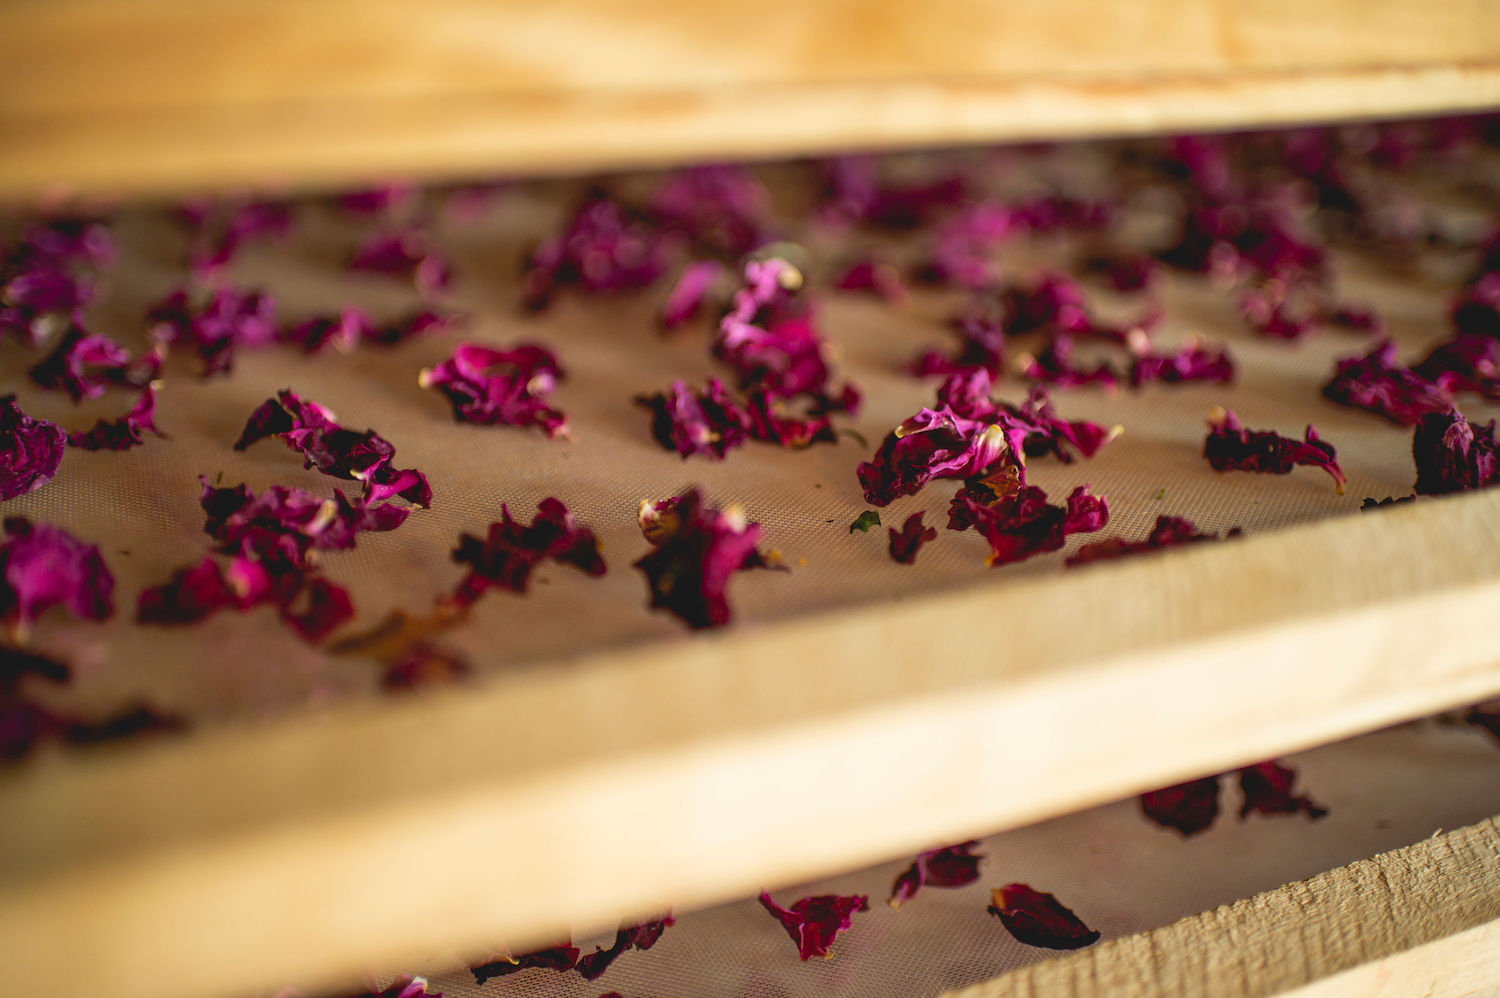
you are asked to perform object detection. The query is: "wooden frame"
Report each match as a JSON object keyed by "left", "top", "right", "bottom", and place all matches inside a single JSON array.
[
  {"left": 4, "top": 488, "right": 1500, "bottom": 998},
  {"left": 2, "top": 0, "right": 1499, "bottom": 199}
]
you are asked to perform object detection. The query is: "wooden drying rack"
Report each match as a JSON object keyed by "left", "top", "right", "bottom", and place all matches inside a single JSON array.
[{"left": 2, "top": 3, "right": 1500, "bottom": 998}]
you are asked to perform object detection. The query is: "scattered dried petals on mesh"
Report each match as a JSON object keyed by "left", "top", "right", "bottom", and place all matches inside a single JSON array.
[
  {"left": 1321, "top": 339, "right": 1452, "bottom": 426},
  {"left": 576, "top": 915, "right": 675, "bottom": 981},
  {"left": 29, "top": 327, "right": 163, "bottom": 402},
  {"left": 743, "top": 390, "right": 837, "bottom": 450},
  {"left": 68, "top": 384, "right": 165, "bottom": 452},
  {"left": 758, "top": 891, "right": 869, "bottom": 960},
  {"left": 649, "top": 165, "right": 773, "bottom": 257},
  {"left": 1412, "top": 408, "right": 1500, "bottom": 495},
  {"left": 1, "top": 219, "right": 111, "bottom": 347},
  {"left": 449, "top": 498, "right": 606, "bottom": 605},
  {"left": 146, "top": 285, "right": 278, "bottom": 377},
  {"left": 1138, "top": 776, "right": 1222, "bottom": 837},
  {"left": 888, "top": 512, "right": 936, "bottom": 565},
  {"left": 235, "top": 390, "right": 432, "bottom": 506},
  {"left": 633, "top": 489, "right": 772, "bottom": 630},
  {"left": 0, "top": 518, "right": 114, "bottom": 638},
  {"left": 1203, "top": 407, "right": 1345, "bottom": 494},
  {"left": 831, "top": 255, "right": 908, "bottom": 303},
  {"left": 948, "top": 479, "right": 1109, "bottom": 568},
  {"left": 987, "top": 884, "right": 1100, "bottom": 950},
  {"left": 420, "top": 342, "right": 569, "bottom": 438},
  {"left": 660, "top": 260, "right": 727, "bottom": 330},
  {"left": 1237, "top": 760, "right": 1328, "bottom": 821},
  {"left": 1067, "top": 515, "right": 1233, "bottom": 567},
  {"left": 0, "top": 396, "right": 66, "bottom": 501},
  {"left": 1360, "top": 495, "right": 1416, "bottom": 511},
  {"left": 889, "top": 841, "right": 982, "bottom": 908},
  {"left": 1127, "top": 333, "right": 1235, "bottom": 387},
  {"left": 1015, "top": 334, "right": 1119, "bottom": 390},
  {"left": 635, "top": 379, "right": 750, "bottom": 460},
  {"left": 470, "top": 944, "right": 580, "bottom": 985},
  {"left": 350, "top": 230, "right": 452, "bottom": 299},
  {"left": 849, "top": 510, "right": 881, "bottom": 534},
  {"left": 522, "top": 196, "right": 669, "bottom": 311}
]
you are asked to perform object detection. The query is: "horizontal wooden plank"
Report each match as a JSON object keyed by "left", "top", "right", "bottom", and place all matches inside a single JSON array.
[
  {"left": 1, "top": 0, "right": 1498, "bottom": 198},
  {"left": 945, "top": 815, "right": 1500, "bottom": 998},
  {"left": 3, "top": 487, "right": 1500, "bottom": 998}
]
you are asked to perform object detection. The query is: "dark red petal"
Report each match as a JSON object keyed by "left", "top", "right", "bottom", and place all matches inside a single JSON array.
[
  {"left": 0, "top": 518, "right": 115, "bottom": 632},
  {"left": 1204, "top": 408, "right": 1345, "bottom": 493},
  {"left": 987, "top": 884, "right": 1100, "bottom": 950},
  {"left": 758, "top": 891, "right": 869, "bottom": 960},
  {"left": 887, "top": 512, "right": 937, "bottom": 565},
  {"left": 0, "top": 396, "right": 66, "bottom": 501},
  {"left": 1139, "top": 775, "right": 1222, "bottom": 836},
  {"left": 1237, "top": 761, "right": 1328, "bottom": 821}
]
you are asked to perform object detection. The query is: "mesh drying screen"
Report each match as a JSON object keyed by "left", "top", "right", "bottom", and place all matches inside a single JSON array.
[{"left": 2, "top": 144, "right": 1493, "bottom": 728}]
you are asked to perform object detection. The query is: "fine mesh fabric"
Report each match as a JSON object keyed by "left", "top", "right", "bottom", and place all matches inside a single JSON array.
[
  {"left": 2, "top": 145, "right": 1493, "bottom": 725},
  {"left": 343, "top": 720, "right": 1500, "bottom": 998}
]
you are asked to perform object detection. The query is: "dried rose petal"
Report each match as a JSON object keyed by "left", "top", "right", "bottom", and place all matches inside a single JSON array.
[
  {"left": 858, "top": 406, "right": 1011, "bottom": 507},
  {"left": 1139, "top": 776, "right": 1222, "bottom": 837},
  {"left": 987, "top": 884, "right": 1100, "bottom": 950},
  {"left": 338, "top": 184, "right": 414, "bottom": 217},
  {"left": 350, "top": 230, "right": 452, "bottom": 299},
  {"left": 200, "top": 478, "right": 407, "bottom": 570},
  {"left": 235, "top": 390, "right": 432, "bottom": 506},
  {"left": 29, "top": 328, "right": 163, "bottom": 402},
  {"left": 913, "top": 202, "right": 1016, "bottom": 288},
  {"left": 1085, "top": 251, "right": 1157, "bottom": 292},
  {"left": 278, "top": 575, "right": 356, "bottom": 642},
  {"left": 1361, "top": 495, "right": 1416, "bottom": 511},
  {"left": 576, "top": 915, "right": 675, "bottom": 981},
  {"left": 633, "top": 489, "right": 771, "bottom": 630},
  {"left": 635, "top": 379, "right": 750, "bottom": 459},
  {"left": 279, "top": 308, "right": 372, "bottom": 354},
  {"left": 1067, "top": 515, "right": 1231, "bottom": 566},
  {"left": 185, "top": 200, "right": 292, "bottom": 280},
  {"left": 1015, "top": 334, "right": 1119, "bottom": 389},
  {"left": 1128, "top": 334, "right": 1235, "bottom": 387},
  {"left": 450, "top": 498, "right": 606, "bottom": 604},
  {"left": 1204, "top": 408, "right": 1345, "bottom": 493},
  {"left": 948, "top": 479, "right": 1109, "bottom": 567},
  {"left": 68, "top": 385, "right": 165, "bottom": 452},
  {"left": 1322, "top": 340, "right": 1452, "bottom": 426},
  {"left": 363, "top": 309, "right": 455, "bottom": 347},
  {"left": 743, "top": 390, "right": 837, "bottom": 450},
  {"left": 137, "top": 556, "right": 263, "bottom": 626},
  {"left": 361, "top": 975, "right": 439, "bottom": 998},
  {"left": 889, "top": 842, "right": 982, "bottom": 908},
  {"left": 1, "top": 220, "right": 110, "bottom": 347},
  {"left": 522, "top": 197, "right": 668, "bottom": 311},
  {"left": 650, "top": 165, "right": 772, "bottom": 256},
  {"left": 1464, "top": 706, "right": 1500, "bottom": 746},
  {"left": 758, "top": 891, "right": 869, "bottom": 960},
  {"left": 3, "top": 699, "right": 182, "bottom": 761},
  {"left": 816, "top": 156, "right": 966, "bottom": 230},
  {"left": 660, "top": 260, "right": 726, "bottom": 330},
  {"left": 888, "top": 512, "right": 936, "bottom": 565},
  {"left": 1413, "top": 409, "right": 1500, "bottom": 495},
  {"left": 1237, "top": 760, "right": 1328, "bottom": 821},
  {"left": 907, "top": 308, "right": 1006, "bottom": 379},
  {"left": 0, "top": 396, "right": 66, "bottom": 501},
  {"left": 1, "top": 518, "right": 114, "bottom": 636},
  {"left": 1451, "top": 272, "right": 1500, "bottom": 338},
  {"left": 146, "top": 286, "right": 277, "bottom": 377},
  {"left": 0, "top": 644, "right": 71, "bottom": 688},
  {"left": 832, "top": 255, "right": 908, "bottom": 303},
  {"left": 420, "top": 342, "right": 568, "bottom": 438},
  {"left": 470, "top": 944, "right": 580, "bottom": 984},
  {"left": 1413, "top": 333, "right": 1500, "bottom": 401}
]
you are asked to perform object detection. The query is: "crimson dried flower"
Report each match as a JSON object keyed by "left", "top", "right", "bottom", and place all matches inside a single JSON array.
[
  {"left": 635, "top": 379, "right": 750, "bottom": 459},
  {"left": 913, "top": 202, "right": 1016, "bottom": 288},
  {"left": 0, "top": 396, "right": 66, "bottom": 501},
  {"left": 1, "top": 518, "right": 114, "bottom": 638},
  {"left": 138, "top": 554, "right": 354, "bottom": 643},
  {"left": 68, "top": 385, "right": 164, "bottom": 452},
  {"left": 471, "top": 944, "right": 580, "bottom": 984},
  {"left": 1237, "top": 761, "right": 1328, "bottom": 820},
  {"left": 1139, "top": 776, "right": 1221, "bottom": 837},
  {"left": 576, "top": 916, "right": 674, "bottom": 981},
  {"left": 660, "top": 260, "right": 726, "bottom": 330},
  {"left": 1412, "top": 408, "right": 1500, "bottom": 495},
  {"left": 420, "top": 342, "right": 568, "bottom": 438},
  {"left": 831, "top": 255, "right": 908, "bottom": 303},
  {"left": 279, "top": 308, "right": 372, "bottom": 354},
  {"left": 889, "top": 842, "right": 982, "bottom": 908},
  {"left": 1086, "top": 251, "right": 1157, "bottom": 292},
  {"left": 743, "top": 390, "right": 838, "bottom": 449},
  {"left": 235, "top": 390, "right": 432, "bottom": 506},
  {"left": 184, "top": 199, "right": 292, "bottom": 280},
  {"left": 350, "top": 230, "right": 452, "bottom": 299},
  {"left": 2, "top": 699, "right": 182, "bottom": 761},
  {"left": 29, "top": 328, "right": 163, "bottom": 402},
  {"left": 907, "top": 308, "right": 1006, "bottom": 378},
  {"left": 1, "top": 219, "right": 110, "bottom": 346},
  {"left": 758, "top": 892, "right": 869, "bottom": 960},
  {"left": 1127, "top": 333, "right": 1235, "bottom": 387},
  {"left": 522, "top": 197, "right": 669, "bottom": 311},
  {"left": 649, "top": 165, "right": 773, "bottom": 256},
  {"left": 1204, "top": 408, "right": 1345, "bottom": 493},
  {"left": 1464, "top": 705, "right": 1500, "bottom": 746},
  {"left": 1413, "top": 333, "right": 1500, "bottom": 400},
  {"left": 888, "top": 512, "right": 936, "bottom": 565},
  {"left": 634, "top": 489, "right": 772, "bottom": 629},
  {"left": 987, "top": 884, "right": 1100, "bottom": 950},
  {"left": 146, "top": 286, "right": 277, "bottom": 377},
  {"left": 1067, "top": 515, "right": 1231, "bottom": 566},
  {"left": 1322, "top": 340, "right": 1452, "bottom": 426},
  {"left": 948, "top": 479, "right": 1109, "bottom": 567},
  {"left": 449, "top": 498, "right": 605, "bottom": 604},
  {"left": 1015, "top": 334, "right": 1119, "bottom": 389}
]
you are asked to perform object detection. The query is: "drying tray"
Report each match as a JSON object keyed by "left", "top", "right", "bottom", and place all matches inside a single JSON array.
[{"left": 2, "top": 142, "right": 1500, "bottom": 998}]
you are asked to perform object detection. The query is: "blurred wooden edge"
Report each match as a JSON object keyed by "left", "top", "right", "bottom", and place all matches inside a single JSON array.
[
  {"left": 2, "top": 488, "right": 1500, "bottom": 998},
  {"left": 4, "top": 65, "right": 1499, "bottom": 203},
  {"left": 945, "top": 816, "right": 1500, "bottom": 998}
]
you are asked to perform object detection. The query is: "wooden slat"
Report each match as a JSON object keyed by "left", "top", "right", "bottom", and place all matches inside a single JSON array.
[
  {"left": 3, "top": 488, "right": 1500, "bottom": 998},
  {"left": 2, "top": 0, "right": 1498, "bottom": 198},
  {"left": 944, "top": 816, "right": 1500, "bottom": 998}
]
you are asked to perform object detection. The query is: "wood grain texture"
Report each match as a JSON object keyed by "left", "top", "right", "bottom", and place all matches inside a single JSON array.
[
  {"left": 2, "top": 0, "right": 1499, "bottom": 198},
  {"left": 3, "top": 488, "right": 1500, "bottom": 998},
  {"left": 942, "top": 816, "right": 1500, "bottom": 998}
]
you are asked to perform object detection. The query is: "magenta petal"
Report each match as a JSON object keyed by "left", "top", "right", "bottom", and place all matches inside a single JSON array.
[
  {"left": 421, "top": 341, "right": 569, "bottom": 437},
  {"left": 889, "top": 841, "right": 982, "bottom": 907},
  {"left": 1204, "top": 408, "right": 1345, "bottom": 493},
  {"left": 948, "top": 481, "right": 1109, "bottom": 567},
  {"left": 1, "top": 518, "right": 114, "bottom": 631},
  {"left": 660, "top": 260, "right": 726, "bottom": 330},
  {"left": 451, "top": 497, "right": 606, "bottom": 603},
  {"left": 0, "top": 396, "right": 66, "bottom": 501},
  {"left": 1322, "top": 340, "right": 1452, "bottom": 426},
  {"left": 633, "top": 489, "right": 769, "bottom": 629},
  {"left": 758, "top": 891, "right": 869, "bottom": 960},
  {"left": 1068, "top": 515, "right": 1230, "bottom": 566},
  {"left": 68, "top": 385, "right": 165, "bottom": 452},
  {"left": 887, "top": 512, "right": 936, "bottom": 565}
]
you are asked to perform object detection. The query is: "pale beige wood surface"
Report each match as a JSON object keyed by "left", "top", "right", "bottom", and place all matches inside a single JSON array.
[
  {"left": 943, "top": 816, "right": 1500, "bottom": 998},
  {"left": 3, "top": 491, "right": 1500, "bottom": 998},
  {"left": 2, "top": 0, "right": 1499, "bottom": 198}
]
